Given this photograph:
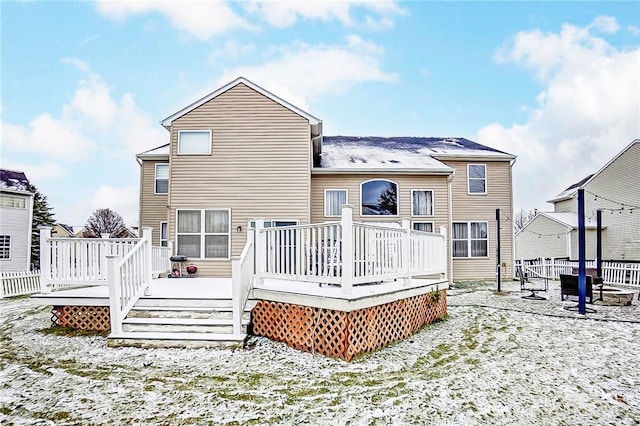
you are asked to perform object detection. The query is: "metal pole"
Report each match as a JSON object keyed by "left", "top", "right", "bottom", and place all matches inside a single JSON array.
[
  {"left": 596, "top": 209, "right": 602, "bottom": 279},
  {"left": 578, "top": 189, "right": 586, "bottom": 315},
  {"left": 496, "top": 208, "right": 501, "bottom": 292}
]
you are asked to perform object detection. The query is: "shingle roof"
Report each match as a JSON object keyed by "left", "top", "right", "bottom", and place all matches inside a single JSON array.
[
  {"left": 318, "top": 136, "right": 514, "bottom": 171},
  {"left": 0, "top": 169, "right": 33, "bottom": 193}
]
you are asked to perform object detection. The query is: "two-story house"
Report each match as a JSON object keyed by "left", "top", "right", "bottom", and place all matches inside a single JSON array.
[
  {"left": 516, "top": 139, "right": 640, "bottom": 261},
  {"left": 137, "top": 77, "right": 516, "bottom": 281},
  {"left": 0, "top": 169, "right": 35, "bottom": 271}
]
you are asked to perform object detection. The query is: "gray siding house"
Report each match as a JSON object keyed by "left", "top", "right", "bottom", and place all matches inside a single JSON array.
[
  {"left": 516, "top": 139, "right": 640, "bottom": 261},
  {"left": 0, "top": 169, "right": 35, "bottom": 271}
]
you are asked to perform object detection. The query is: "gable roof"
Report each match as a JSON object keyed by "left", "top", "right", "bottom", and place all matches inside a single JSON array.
[
  {"left": 539, "top": 212, "right": 598, "bottom": 229},
  {"left": 160, "top": 77, "right": 321, "bottom": 129},
  {"left": 0, "top": 169, "right": 33, "bottom": 194},
  {"left": 315, "top": 136, "right": 514, "bottom": 173},
  {"left": 548, "top": 139, "right": 640, "bottom": 203}
]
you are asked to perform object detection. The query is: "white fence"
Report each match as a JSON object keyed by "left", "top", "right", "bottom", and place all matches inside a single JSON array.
[
  {"left": 0, "top": 270, "right": 41, "bottom": 298},
  {"left": 516, "top": 258, "right": 640, "bottom": 288},
  {"left": 152, "top": 244, "right": 172, "bottom": 275},
  {"left": 256, "top": 205, "right": 447, "bottom": 294}
]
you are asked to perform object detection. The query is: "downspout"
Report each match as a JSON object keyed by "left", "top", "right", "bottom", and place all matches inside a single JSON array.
[{"left": 447, "top": 173, "right": 454, "bottom": 283}]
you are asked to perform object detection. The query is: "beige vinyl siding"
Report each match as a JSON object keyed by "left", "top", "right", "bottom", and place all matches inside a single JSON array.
[
  {"left": 515, "top": 216, "right": 570, "bottom": 260},
  {"left": 583, "top": 142, "right": 640, "bottom": 260},
  {"left": 443, "top": 160, "right": 514, "bottom": 281},
  {"left": 139, "top": 159, "right": 169, "bottom": 246},
  {"left": 310, "top": 174, "right": 450, "bottom": 227},
  {"left": 169, "top": 83, "right": 311, "bottom": 277}
]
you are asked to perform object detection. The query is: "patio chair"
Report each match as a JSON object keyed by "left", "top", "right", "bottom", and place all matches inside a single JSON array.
[{"left": 517, "top": 265, "right": 547, "bottom": 300}]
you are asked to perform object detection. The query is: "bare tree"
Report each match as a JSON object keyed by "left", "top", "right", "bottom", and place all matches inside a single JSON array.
[
  {"left": 514, "top": 209, "right": 537, "bottom": 232},
  {"left": 83, "top": 208, "right": 130, "bottom": 238}
]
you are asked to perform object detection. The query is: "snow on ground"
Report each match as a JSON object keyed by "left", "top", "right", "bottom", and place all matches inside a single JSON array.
[{"left": 1, "top": 281, "right": 640, "bottom": 425}]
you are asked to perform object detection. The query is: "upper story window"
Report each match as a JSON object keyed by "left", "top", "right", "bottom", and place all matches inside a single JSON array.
[
  {"left": 176, "top": 209, "right": 229, "bottom": 259},
  {"left": 468, "top": 164, "right": 487, "bottom": 194},
  {"left": 324, "top": 189, "right": 347, "bottom": 217},
  {"left": 0, "top": 194, "right": 26, "bottom": 209},
  {"left": 411, "top": 190, "right": 434, "bottom": 216},
  {"left": 452, "top": 221, "right": 488, "bottom": 258},
  {"left": 178, "top": 130, "right": 211, "bottom": 155},
  {"left": 361, "top": 179, "right": 398, "bottom": 216},
  {"left": 155, "top": 164, "right": 169, "bottom": 194},
  {"left": 0, "top": 235, "right": 10, "bottom": 259}
]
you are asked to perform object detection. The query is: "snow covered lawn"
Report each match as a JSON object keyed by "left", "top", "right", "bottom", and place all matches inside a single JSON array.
[{"left": 1, "top": 282, "right": 639, "bottom": 425}]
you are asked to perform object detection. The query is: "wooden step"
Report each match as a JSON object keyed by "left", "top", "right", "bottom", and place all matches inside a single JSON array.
[
  {"left": 121, "top": 316, "right": 249, "bottom": 334},
  {"left": 127, "top": 307, "right": 251, "bottom": 321},
  {"left": 107, "top": 331, "right": 247, "bottom": 349}
]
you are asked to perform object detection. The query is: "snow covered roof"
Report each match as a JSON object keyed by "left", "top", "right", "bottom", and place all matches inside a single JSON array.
[
  {"left": 160, "top": 77, "right": 321, "bottom": 129},
  {"left": 0, "top": 169, "right": 33, "bottom": 194},
  {"left": 539, "top": 212, "right": 598, "bottom": 229},
  {"left": 136, "top": 143, "right": 169, "bottom": 160},
  {"left": 316, "top": 137, "right": 513, "bottom": 173}
]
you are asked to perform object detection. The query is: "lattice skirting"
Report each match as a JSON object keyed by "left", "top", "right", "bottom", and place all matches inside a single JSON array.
[
  {"left": 252, "top": 291, "right": 447, "bottom": 361},
  {"left": 52, "top": 306, "right": 111, "bottom": 331}
]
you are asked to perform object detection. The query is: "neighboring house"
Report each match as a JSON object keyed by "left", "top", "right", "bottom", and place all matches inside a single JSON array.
[
  {"left": 51, "top": 223, "right": 75, "bottom": 238},
  {"left": 0, "top": 169, "right": 35, "bottom": 271},
  {"left": 516, "top": 139, "right": 640, "bottom": 261},
  {"left": 137, "top": 77, "right": 516, "bottom": 281}
]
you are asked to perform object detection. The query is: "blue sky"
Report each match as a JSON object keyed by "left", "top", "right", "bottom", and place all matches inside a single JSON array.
[{"left": 2, "top": 1, "right": 639, "bottom": 227}]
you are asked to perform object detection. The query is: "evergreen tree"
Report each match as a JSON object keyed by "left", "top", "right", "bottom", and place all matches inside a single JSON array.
[
  {"left": 378, "top": 182, "right": 398, "bottom": 215},
  {"left": 84, "top": 208, "right": 129, "bottom": 238},
  {"left": 30, "top": 187, "right": 56, "bottom": 269}
]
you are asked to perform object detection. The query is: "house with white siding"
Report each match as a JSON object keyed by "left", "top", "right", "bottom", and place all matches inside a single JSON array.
[
  {"left": 137, "top": 77, "right": 516, "bottom": 282},
  {"left": 0, "top": 169, "right": 35, "bottom": 271},
  {"left": 516, "top": 139, "right": 640, "bottom": 261}
]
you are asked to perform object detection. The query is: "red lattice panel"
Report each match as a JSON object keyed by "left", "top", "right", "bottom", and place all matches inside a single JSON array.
[
  {"left": 252, "top": 290, "right": 447, "bottom": 361},
  {"left": 52, "top": 305, "right": 111, "bottom": 331}
]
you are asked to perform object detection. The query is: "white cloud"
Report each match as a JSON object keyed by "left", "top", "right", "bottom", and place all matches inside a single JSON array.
[
  {"left": 95, "top": 0, "right": 254, "bottom": 40},
  {"left": 209, "top": 40, "right": 256, "bottom": 65},
  {"left": 217, "top": 35, "right": 397, "bottom": 110},
  {"left": 89, "top": 184, "right": 139, "bottom": 227},
  {"left": 0, "top": 160, "right": 64, "bottom": 185},
  {"left": 245, "top": 0, "right": 405, "bottom": 29},
  {"left": 478, "top": 16, "right": 640, "bottom": 212}
]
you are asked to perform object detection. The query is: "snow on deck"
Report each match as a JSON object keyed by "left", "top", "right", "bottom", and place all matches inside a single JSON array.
[{"left": 3, "top": 280, "right": 639, "bottom": 425}]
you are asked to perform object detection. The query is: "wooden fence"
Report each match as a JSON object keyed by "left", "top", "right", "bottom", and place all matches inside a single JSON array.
[
  {"left": 0, "top": 270, "right": 41, "bottom": 298},
  {"left": 516, "top": 258, "right": 640, "bottom": 288}
]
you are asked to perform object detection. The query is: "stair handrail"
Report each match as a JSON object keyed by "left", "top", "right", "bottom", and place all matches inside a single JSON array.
[
  {"left": 231, "top": 237, "right": 254, "bottom": 335},
  {"left": 108, "top": 227, "right": 153, "bottom": 335}
]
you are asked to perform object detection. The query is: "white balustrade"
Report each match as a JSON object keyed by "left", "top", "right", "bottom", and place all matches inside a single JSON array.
[{"left": 232, "top": 236, "right": 255, "bottom": 335}]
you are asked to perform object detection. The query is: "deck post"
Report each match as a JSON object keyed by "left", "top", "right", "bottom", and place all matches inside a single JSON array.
[
  {"left": 107, "top": 254, "right": 122, "bottom": 335},
  {"left": 142, "top": 227, "right": 152, "bottom": 296},
  {"left": 39, "top": 226, "right": 52, "bottom": 294},
  {"left": 440, "top": 226, "right": 448, "bottom": 281},
  {"left": 254, "top": 219, "right": 266, "bottom": 286},
  {"left": 340, "top": 205, "right": 354, "bottom": 295},
  {"left": 402, "top": 219, "right": 412, "bottom": 287}
]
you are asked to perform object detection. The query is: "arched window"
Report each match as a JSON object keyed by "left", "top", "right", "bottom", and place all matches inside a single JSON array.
[{"left": 361, "top": 179, "right": 398, "bottom": 216}]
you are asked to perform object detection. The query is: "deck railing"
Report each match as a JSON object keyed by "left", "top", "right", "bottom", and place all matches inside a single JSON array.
[
  {"left": 38, "top": 227, "right": 171, "bottom": 293},
  {"left": 0, "top": 270, "right": 41, "bottom": 298},
  {"left": 515, "top": 257, "right": 640, "bottom": 287},
  {"left": 232, "top": 236, "right": 255, "bottom": 335},
  {"left": 107, "top": 227, "right": 153, "bottom": 335},
  {"left": 255, "top": 205, "right": 447, "bottom": 294}
]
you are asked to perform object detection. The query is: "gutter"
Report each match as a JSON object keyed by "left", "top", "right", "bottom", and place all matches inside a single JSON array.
[{"left": 311, "top": 168, "right": 454, "bottom": 175}]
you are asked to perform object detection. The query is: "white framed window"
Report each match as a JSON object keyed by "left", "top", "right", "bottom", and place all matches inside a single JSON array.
[
  {"left": 155, "top": 164, "right": 169, "bottom": 194},
  {"left": 0, "top": 194, "right": 26, "bottom": 209},
  {"left": 452, "top": 221, "right": 488, "bottom": 258},
  {"left": 361, "top": 179, "right": 398, "bottom": 216},
  {"left": 324, "top": 189, "right": 348, "bottom": 217},
  {"left": 177, "top": 130, "right": 211, "bottom": 155},
  {"left": 160, "top": 222, "right": 168, "bottom": 247},
  {"left": 411, "top": 189, "right": 434, "bottom": 216},
  {"left": 412, "top": 222, "right": 434, "bottom": 233},
  {"left": 468, "top": 164, "right": 487, "bottom": 194},
  {"left": 176, "top": 209, "right": 229, "bottom": 259},
  {"left": 0, "top": 235, "right": 10, "bottom": 259}
]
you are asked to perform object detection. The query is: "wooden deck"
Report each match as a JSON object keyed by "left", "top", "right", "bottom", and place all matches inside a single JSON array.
[{"left": 31, "top": 276, "right": 448, "bottom": 311}]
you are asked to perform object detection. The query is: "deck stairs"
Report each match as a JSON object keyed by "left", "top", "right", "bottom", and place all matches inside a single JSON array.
[{"left": 107, "top": 296, "right": 256, "bottom": 349}]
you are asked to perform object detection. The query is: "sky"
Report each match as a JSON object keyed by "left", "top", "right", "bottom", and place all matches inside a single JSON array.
[{"left": 1, "top": 1, "right": 639, "bottom": 227}]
